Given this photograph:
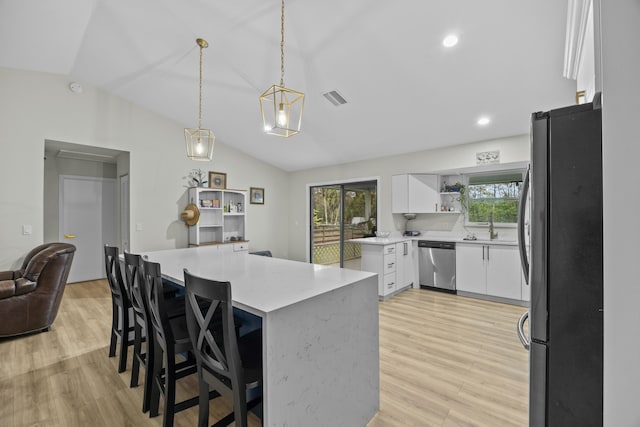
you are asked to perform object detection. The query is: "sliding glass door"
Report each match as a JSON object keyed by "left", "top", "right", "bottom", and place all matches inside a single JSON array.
[{"left": 310, "top": 180, "right": 377, "bottom": 268}]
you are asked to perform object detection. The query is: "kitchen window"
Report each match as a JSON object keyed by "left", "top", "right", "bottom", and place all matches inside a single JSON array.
[{"left": 465, "top": 171, "right": 524, "bottom": 226}]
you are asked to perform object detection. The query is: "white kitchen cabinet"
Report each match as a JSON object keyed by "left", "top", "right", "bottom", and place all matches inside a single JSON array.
[
  {"left": 360, "top": 240, "right": 414, "bottom": 299},
  {"left": 395, "top": 241, "right": 413, "bottom": 290},
  {"left": 456, "top": 243, "right": 522, "bottom": 300},
  {"left": 217, "top": 242, "right": 250, "bottom": 253},
  {"left": 391, "top": 174, "right": 439, "bottom": 213},
  {"left": 456, "top": 244, "right": 487, "bottom": 294},
  {"left": 485, "top": 245, "right": 522, "bottom": 300},
  {"left": 187, "top": 187, "right": 248, "bottom": 247}
]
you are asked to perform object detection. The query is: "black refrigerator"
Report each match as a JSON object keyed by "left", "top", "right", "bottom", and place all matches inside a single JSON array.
[{"left": 517, "top": 95, "right": 603, "bottom": 426}]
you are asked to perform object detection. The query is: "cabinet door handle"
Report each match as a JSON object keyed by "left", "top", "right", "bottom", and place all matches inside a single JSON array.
[
  {"left": 487, "top": 245, "right": 490, "bottom": 261},
  {"left": 482, "top": 245, "right": 485, "bottom": 260},
  {"left": 387, "top": 262, "right": 395, "bottom": 268},
  {"left": 435, "top": 203, "right": 438, "bottom": 212},
  {"left": 403, "top": 242, "right": 408, "bottom": 255}
]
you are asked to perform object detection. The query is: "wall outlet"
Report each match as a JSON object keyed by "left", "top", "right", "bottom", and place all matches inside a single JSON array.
[
  {"left": 136, "top": 223, "right": 143, "bottom": 231},
  {"left": 22, "top": 225, "right": 32, "bottom": 235}
]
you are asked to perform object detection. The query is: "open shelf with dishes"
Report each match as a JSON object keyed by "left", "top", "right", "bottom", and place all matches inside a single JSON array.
[{"left": 438, "top": 175, "right": 465, "bottom": 213}]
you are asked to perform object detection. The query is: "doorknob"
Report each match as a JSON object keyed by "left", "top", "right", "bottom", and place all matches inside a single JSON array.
[{"left": 64, "top": 234, "right": 76, "bottom": 239}]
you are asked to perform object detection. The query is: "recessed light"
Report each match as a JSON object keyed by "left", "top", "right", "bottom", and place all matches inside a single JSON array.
[
  {"left": 477, "top": 117, "right": 491, "bottom": 126},
  {"left": 442, "top": 35, "right": 458, "bottom": 48}
]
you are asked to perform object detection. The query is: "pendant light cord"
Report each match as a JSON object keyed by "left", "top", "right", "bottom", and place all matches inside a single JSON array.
[
  {"left": 198, "top": 42, "right": 204, "bottom": 129},
  {"left": 280, "top": 0, "right": 285, "bottom": 87}
]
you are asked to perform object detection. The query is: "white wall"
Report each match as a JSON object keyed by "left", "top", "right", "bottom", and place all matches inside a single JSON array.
[
  {"left": 0, "top": 67, "right": 289, "bottom": 269},
  {"left": 286, "top": 135, "right": 529, "bottom": 261},
  {"left": 599, "top": 1, "right": 640, "bottom": 424}
]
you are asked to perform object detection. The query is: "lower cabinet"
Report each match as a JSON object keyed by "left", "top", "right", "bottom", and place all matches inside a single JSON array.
[
  {"left": 456, "top": 244, "right": 487, "bottom": 294},
  {"left": 456, "top": 243, "right": 522, "bottom": 301},
  {"left": 205, "top": 242, "right": 250, "bottom": 253},
  {"left": 361, "top": 241, "right": 413, "bottom": 299}
]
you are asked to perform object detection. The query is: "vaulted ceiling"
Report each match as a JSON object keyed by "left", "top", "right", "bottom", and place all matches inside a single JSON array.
[{"left": 0, "top": 0, "right": 575, "bottom": 171}]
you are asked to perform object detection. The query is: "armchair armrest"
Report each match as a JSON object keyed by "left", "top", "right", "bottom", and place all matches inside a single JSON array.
[
  {"left": 0, "top": 271, "right": 15, "bottom": 281},
  {"left": 0, "top": 280, "right": 16, "bottom": 299}
]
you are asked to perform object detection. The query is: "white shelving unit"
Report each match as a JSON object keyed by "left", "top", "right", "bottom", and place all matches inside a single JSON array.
[
  {"left": 438, "top": 191, "right": 462, "bottom": 213},
  {"left": 187, "top": 187, "right": 248, "bottom": 249},
  {"left": 438, "top": 174, "right": 464, "bottom": 213}
]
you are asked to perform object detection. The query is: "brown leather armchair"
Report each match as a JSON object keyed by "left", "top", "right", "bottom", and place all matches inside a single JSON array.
[{"left": 0, "top": 243, "right": 76, "bottom": 337}]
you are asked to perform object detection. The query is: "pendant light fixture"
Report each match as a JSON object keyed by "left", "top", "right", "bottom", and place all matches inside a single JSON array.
[
  {"left": 260, "top": 0, "right": 305, "bottom": 137},
  {"left": 185, "top": 38, "right": 215, "bottom": 161}
]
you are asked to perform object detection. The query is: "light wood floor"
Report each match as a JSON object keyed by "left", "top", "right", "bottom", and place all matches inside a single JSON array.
[{"left": 0, "top": 281, "right": 528, "bottom": 426}]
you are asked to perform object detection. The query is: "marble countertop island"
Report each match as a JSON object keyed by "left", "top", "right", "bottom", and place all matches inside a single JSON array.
[{"left": 141, "top": 246, "right": 379, "bottom": 426}]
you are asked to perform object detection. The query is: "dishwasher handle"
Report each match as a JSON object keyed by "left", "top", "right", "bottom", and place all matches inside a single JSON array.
[{"left": 517, "top": 311, "right": 530, "bottom": 350}]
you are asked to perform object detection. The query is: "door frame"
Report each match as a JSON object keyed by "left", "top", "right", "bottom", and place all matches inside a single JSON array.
[
  {"left": 119, "top": 173, "right": 130, "bottom": 252},
  {"left": 306, "top": 176, "right": 380, "bottom": 264}
]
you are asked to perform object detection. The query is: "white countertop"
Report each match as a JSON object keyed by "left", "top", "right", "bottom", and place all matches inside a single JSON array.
[
  {"left": 349, "top": 236, "right": 413, "bottom": 246},
  {"left": 350, "top": 234, "right": 518, "bottom": 246},
  {"left": 141, "top": 246, "right": 377, "bottom": 315}
]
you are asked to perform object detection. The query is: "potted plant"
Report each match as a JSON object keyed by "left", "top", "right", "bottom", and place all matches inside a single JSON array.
[{"left": 454, "top": 182, "right": 467, "bottom": 212}]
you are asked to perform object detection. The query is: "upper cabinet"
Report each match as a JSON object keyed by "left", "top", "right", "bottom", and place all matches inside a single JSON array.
[{"left": 391, "top": 174, "right": 439, "bottom": 213}]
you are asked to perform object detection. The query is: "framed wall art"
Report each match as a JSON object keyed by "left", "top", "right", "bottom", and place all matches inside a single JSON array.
[
  {"left": 208, "top": 171, "right": 227, "bottom": 189},
  {"left": 250, "top": 187, "right": 264, "bottom": 204}
]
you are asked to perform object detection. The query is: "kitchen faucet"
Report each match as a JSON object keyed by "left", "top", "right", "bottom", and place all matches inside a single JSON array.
[{"left": 489, "top": 212, "right": 498, "bottom": 240}]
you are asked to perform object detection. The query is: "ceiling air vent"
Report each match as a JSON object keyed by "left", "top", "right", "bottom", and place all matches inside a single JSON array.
[{"left": 323, "top": 90, "right": 348, "bottom": 106}]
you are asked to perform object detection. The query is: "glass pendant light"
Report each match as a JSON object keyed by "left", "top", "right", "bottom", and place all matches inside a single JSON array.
[
  {"left": 260, "top": 0, "right": 305, "bottom": 137},
  {"left": 185, "top": 38, "right": 215, "bottom": 161}
]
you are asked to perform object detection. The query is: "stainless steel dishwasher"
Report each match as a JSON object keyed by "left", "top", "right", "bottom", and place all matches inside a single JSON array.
[{"left": 418, "top": 240, "right": 456, "bottom": 292}]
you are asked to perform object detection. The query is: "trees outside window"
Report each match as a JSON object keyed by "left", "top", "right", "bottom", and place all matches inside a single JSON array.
[
  {"left": 466, "top": 172, "right": 524, "bottom": 224},
  {"left": 310, "top": 181, "right": 377, "bottom": 266}
]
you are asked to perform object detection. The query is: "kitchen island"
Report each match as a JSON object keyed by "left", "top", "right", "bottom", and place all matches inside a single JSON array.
[{"left": 141, "top": 246, "right": 379, "bottom": 426}]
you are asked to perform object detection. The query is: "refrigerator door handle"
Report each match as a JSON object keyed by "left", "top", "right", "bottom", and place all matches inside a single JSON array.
[
  {"left": 517, "top": 166, "right": 531, "bottom": 284},
  {"left": 517, "top": 311, "right": 530, "bottom": 350}
]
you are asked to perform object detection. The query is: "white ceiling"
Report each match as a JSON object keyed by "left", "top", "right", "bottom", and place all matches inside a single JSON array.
[{"left": 0, "top": 0, "right": 575, "bottom": 171}]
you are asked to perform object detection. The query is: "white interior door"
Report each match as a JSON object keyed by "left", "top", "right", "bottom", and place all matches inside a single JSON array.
[{"left": 60, "top": 176, "right": 117, "bottom": 283}]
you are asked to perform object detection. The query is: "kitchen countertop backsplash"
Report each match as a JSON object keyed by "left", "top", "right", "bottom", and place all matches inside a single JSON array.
[{"left": 389, "top": 211, "right": 519, "bottom": 243}]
